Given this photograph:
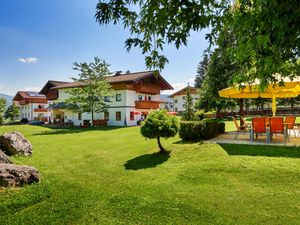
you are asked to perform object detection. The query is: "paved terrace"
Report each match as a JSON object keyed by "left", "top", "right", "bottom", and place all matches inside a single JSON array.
[{"left": 210, "top": 131, "right": 300, "bottom": 146}]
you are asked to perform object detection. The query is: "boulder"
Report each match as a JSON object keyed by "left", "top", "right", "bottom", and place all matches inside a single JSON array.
[
  {"left": 0, "top": 164, "right": 39, "bottom": 187},
  {"left": 0, "top": 150, "right": 13, "bottom": 164},
  {"left": 0, "top": 132, "right": 33, "bottom": 156}
]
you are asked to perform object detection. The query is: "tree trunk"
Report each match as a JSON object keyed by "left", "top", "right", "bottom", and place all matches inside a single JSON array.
[
  {"left": 291, "top": 98, "right": 294, "bottom": 109},
  {"left": 91, "top": 104, "right": 94, "bottom": 127},
  {"left": 157, "top": 136, "right": 166, "bottom": 153},
  {"left": 239, "top": 99, "right": 244, "bottom": 128}
]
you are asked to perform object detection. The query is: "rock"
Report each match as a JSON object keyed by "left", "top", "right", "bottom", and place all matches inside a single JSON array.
[
  {"left": 0, "top": 132, "right": 33, "bottom": 156},
  {"left": 0, "top": 164, "right": 39, "bottom": 187},
  {"left": 0, "top": 150, "right": 13, "bottom": 164}
]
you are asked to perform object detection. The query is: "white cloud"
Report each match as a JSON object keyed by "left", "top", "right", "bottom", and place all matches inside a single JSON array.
[
  {"left": 18, "top": 57, "right": 38, "bottom": 63},
  {"left": 24, "top": 87, "right": 42, "bottom": 92},
  {"left": 162, "top": 77, "right": 195, "bottom": 95}
]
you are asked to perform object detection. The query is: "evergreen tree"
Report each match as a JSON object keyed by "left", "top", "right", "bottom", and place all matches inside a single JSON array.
[
  {"left": 195, "top": 54, "right": 209, "bottom": 88},
  {"left": 183, "top": 85, "right": 194, "bottom": 121}
]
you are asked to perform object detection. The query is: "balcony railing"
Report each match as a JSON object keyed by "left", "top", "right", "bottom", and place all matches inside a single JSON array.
[
  {"left": 135, "top": 100, "right": 160, "bottom": 109},
  {"left": 34, "top": 108, "right": 48, "bottom": 112}
]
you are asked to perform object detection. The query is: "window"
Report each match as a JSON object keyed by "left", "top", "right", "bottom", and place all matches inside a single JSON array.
[
  {"left": 116, "top": 94, "right": 121, "bottom": 102},
  {"left": 182, "top": 96, "right": 186, "bottom": 100},
  {"left": 78, "top": 113, "right": 82, "bottom": 120},
  {"left": 130, "top": 112, "right": 134, "bottom": 121},
  {"left": 174, "top": 100, "right": 178, "bottom": 103},
  {"left": 182, "top": 104, "right": 185, "bottom": 108},
  {"left": 104, "top": 96, "right": 110, "bottom": 102},
  {"left": 116, "top": 111, "right": 121, "bottom": 121},
  {"left": 148, "top": 96, "right": 151, "bottom": 101},
  {"left": 138, "top": 95, "right": 143, "bottom": 100},
  {"left": 104, "top": 111, "right": 109, "bottom": 120},
  {"left": 175, "top": 108, "right": 178, "bottom": 112}
]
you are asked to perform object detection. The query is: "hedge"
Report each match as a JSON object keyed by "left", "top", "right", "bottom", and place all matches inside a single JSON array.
[{"left": 179, "top": 119, "right": 225, "bottom": 141}]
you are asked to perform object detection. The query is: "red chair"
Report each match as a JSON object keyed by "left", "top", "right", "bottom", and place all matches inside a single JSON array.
[
  {"left": 285, "top": 116, "right": 296, "bottom": 137},
  {"left": 251, "top": 117, "right": 267, "bottom": 142},
  {"left": 268, "top": 117, "right": 288, "bottom": 143}
]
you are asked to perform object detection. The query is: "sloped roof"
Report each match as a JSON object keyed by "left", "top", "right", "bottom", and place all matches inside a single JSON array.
[
  {"left": 169, "top": 86, "right": 198, "bottom": 98},
  {"left": 39, "top": 80, "right": 70, "bottom": 94},
  {"left": 13, "top": 91, "right": 47, "bottom": 101},
  {"left": 52, "top": 71, "right": 173, "bottom": 90}
]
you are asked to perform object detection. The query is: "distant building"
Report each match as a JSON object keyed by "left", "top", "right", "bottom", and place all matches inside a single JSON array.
[
  {"left": 169, "top": 86, "right": 198, "bottom": 113},
  {"left": 13, "top": 91, "right": 50, "bottom": 122},
  {"left": 159, "top": 95, "right": 173, "bottom": 111}
]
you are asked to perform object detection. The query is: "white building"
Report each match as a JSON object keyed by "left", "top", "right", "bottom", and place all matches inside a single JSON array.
[
  {"left": 39, "top": 71, "right": 173, "bottom": 126},
  {"left": 13, "top": 91, "right": 50, "bottom": 122},
  {"left": 169, "top": 86, "right": 198, "bottom": 113}
]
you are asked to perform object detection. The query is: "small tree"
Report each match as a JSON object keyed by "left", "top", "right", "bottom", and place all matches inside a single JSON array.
[
  {"left": 140, "top": 110, "right": 179, "bottom": 153},
  {"left": 183, "top": 85, "right": 194, "bottom": 121},
  {"left": 66, "top": 57, "right": 114, "bottom": 126},
  {"left": 0, "top": 98, "right": 7, "bottom": 124},
  {"left": 4, "top": 103, "right": 20, "bottom": 121}
]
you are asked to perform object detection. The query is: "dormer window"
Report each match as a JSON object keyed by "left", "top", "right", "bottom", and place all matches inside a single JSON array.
[{"left": 138, "top": 95, "right": 143, "bottom": 101}]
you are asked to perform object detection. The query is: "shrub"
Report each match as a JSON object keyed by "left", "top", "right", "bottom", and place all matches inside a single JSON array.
[
  {"left": 194, "top": 110, "right": 205, "bottom": 120},
  {"left": 179, "top": 119, "right": 225, "bottom": 141},
  {"left": 20, "top": 118, "right": 29, "bottom": 124},
  {"left": 141, "top": 110, "right": 179, "bottom": 153}
]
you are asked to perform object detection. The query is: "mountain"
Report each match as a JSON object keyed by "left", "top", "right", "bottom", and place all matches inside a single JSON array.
[{"left": 0, "top": 93, "right": 13, "bottom": 105}]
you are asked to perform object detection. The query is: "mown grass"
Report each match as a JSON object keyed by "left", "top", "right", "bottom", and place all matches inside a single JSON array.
[{"left": 0, "top": 125, "right": 299, "bottom": 225}]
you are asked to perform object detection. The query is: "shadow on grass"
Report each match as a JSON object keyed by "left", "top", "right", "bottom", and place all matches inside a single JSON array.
[
  {"left": 220, "top": 143, "right": 300, "bottom": 158},
  {"left": 124, "top": 152, "right": 170, "bottom": 170},
  {"left": 173, "top": 140, "right": 203, "bottom": 144},
  {"left": 33, "top": 126, "right": 125, "bottom": 136}
]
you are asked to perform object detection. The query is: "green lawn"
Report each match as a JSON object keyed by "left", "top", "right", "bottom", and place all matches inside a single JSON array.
[{"left": 0, "top": 125, "right": 299, "bottom": 225}]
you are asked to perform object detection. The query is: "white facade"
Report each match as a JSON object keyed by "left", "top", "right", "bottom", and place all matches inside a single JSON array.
[
  {"left": 20, "top": 103, "right": 50, "bottom": 121},
  {"left": 172, "top": 94, "right": 199, "bottom": 112},
  {"left": 51, "top": 89, "right": 160, "bottom": 126}
]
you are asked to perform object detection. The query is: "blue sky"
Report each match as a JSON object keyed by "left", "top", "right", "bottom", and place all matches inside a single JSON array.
[{"left": 0, "top": 0, "right": 209, "bottom": 96}]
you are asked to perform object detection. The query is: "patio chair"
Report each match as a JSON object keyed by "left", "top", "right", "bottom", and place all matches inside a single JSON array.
[
  {"left": 284, "top": 116, "right": 296, "bottom": 137},
  {"left": 251, "top": 117, "right": 267, "bottom": 142},
  {"left": 268, "top": 117, "right": 288, "bottom": 144},
  {"left": 233, "top": 116, "right": 249, "bottom": 140},
  {"left": 241, "top": 116, "right": 251, "bottom": 129}
]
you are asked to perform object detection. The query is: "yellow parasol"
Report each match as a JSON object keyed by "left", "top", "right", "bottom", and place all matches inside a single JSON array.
[{"left": 218, "top": 78, "right": 300, "bottom": 116}]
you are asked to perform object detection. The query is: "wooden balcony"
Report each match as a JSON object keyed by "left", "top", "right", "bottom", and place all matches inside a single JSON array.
[
  {"left": 34, "top": 108, "right": 48, "bottom": 113},
  {"left": 134, "top": 83, "right": 161, "bottom": 94},
  {"left": 135, "top": 100, "right": 160, "bottom": 109}
]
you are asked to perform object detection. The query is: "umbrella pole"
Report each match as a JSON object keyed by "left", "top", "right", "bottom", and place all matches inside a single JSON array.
[{"left": 272, "top": 96, "right": 276, "bottom": 117}]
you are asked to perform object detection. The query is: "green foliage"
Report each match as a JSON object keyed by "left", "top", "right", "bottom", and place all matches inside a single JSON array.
[
  {"left": 141, "top": 110, "right": 179, "bottom": 152},
  {"left": 179, "top": 120, "right": 225, "bottom": 141},
  {"left": 96, "top": 0, "right": 300, "bottom": 88},
  {"left": 66, "top": 57, "right": 114, "bottom": 126},
  {"left": 4, "top": 103, "right": 20, "bottom": 121},
  {"left": 223, "top": 0, "right": 300, "bottom": 88},
  {"left": 95, "top": 0, "right": 227, "bottom": 71},
  {"left": 195, "top": 53, "right": 210, "bottom": 88},
  {"left": 0, "top": 97, "right": 7, "bottom": 124},
  {"left": 182, "top": 86, "right": 195, "bottom": 121},
  {"left": 196, "top": 30, "right": 237, "bottom": 114},
  {"left": 194, "top": 110, "right": 205, "bottom": 120}
]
